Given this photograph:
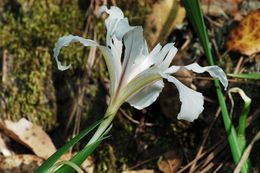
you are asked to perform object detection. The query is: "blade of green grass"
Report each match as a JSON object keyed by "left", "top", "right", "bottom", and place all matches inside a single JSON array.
[
  {"left": 228, "top": 73, "right": 260, "bottom": 80},
  {"left": 182, "top": 0, "right": 251, "bottom": 172},
  {"left": 54, "top": 135, "right": 109, "bottom": 173},
  {"left": 54, "top": 124, "right": 113, "bottom": 173},
  {"left": 228, "top": 87, "right": 252, "bottom": 151},
  {"left": 35, "top": 118, "right": 104, "bottom": 173}
]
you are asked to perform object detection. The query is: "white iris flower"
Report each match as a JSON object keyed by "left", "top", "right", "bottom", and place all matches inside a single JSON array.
[{"left": 54, "top": 6, "right": 228, "bottom": 122}]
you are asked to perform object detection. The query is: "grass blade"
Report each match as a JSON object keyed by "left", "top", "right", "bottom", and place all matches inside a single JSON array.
[
  {"left": 54, "top": 135, "right": 109, "bottom": 173},
  {"left": 35, "top": 118, "right": 104, "bottom": 173},
  {"left": 54, "top": 125, "right": 112, "bottom": 173},
  {"left": 228, "top": 73, "right": 260, "bottom": 80},
  {"left": 228, "top": 87, "right": 252, "bottom": 151},
  {"left": 182, "top": 0, "right": 251, "bottom": 172}
]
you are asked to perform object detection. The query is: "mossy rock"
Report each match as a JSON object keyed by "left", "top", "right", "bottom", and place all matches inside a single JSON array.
[{"left": 0, "top": 0, "right": 85, "bottom": 130}]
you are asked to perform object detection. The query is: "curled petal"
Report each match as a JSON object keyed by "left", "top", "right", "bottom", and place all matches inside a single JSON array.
[
  {"left": 165, "top": 63, "right": 228, "bottom": 90},
  {"left": 53, "top": 35, "right": 121, "bottom": 95},
  {"left": 53, "top": 35, "right": 97, "bottom": 71},
  {"left": 163, "top": 74, "right": 204, "bottom": 122},
  {"left": 127, "top": 80, "right": 164, "bottom": 110}
]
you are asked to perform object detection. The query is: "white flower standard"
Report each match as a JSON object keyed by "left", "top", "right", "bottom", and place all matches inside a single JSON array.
[{"left": 54, "top": 6, "right": 228, "bottom": 143}]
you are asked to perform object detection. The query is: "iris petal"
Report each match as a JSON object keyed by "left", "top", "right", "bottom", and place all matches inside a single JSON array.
[
  {"left": 164, "top": 74, "right": 204, "bottom": 122},
  {"left": 165, "top": 63, "right": 228, "bottom": 90},
  {"left": 53, "top": 35, "right": 121, "bottom": 95},
  {"left": 127, "top": 80, "right": 164, "bottom": 110},
  {"left": 121, "top": 27, "right": 146, "bottom": 83},
  {"left": 53, "top": 35, "right": 97, "bottom": 71},
  {"left": 99, "top": 6, "right": 134, "bottom": 45}
]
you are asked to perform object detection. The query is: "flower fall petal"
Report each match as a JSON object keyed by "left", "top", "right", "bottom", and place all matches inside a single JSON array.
[
  {"left": 165, "top": 62, "right": 228, "bottom": 90},
  {"left": 127, "top": 80, "right": 164, "bottom": 110},
  {"left": 164, "top": 74, "right": 204, "bottom": 122},
  {"left": 53, "top": 35, "right": 121, "bottom": 95}
]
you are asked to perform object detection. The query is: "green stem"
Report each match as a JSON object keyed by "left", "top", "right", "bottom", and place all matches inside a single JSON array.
[
  {"left": 215, "top": 81, "right": 243, "bottom": 163},
  {"left": 55, "top": 105, "right": 118, "bottom": 173},
  {"left": 182, "top": 0, "right": 251, "bottom": 172}
]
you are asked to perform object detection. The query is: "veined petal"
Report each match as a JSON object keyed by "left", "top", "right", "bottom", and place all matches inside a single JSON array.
[
  {"left": 110, "top": 36, "right": 122, "bottom": 66},
  {"left": 125, "top": 43, "right": 162, "bottom": 83},
  {"left": 153, "top": 43, "right": 175, "bottom": 65},
  {"left": 127, "top": 80, "right": 164, "bottom": 110},
  {"left": 122, "top": 27, "right": 147, "bottom": 83},
  {"left": 158, "top": 45, "right": 178, "bottom": 70},
  {"left": 116, "top": 66, "right": 162, "bottom": 108},
  {"left": 163, "top": 74, "right": 204, "bottom": 122},
  {"left": 165, "top": 63, "right": 228, "bottom": 90},
  {"left": 53, "top": 35, "right": 121, "bottom": 95}
]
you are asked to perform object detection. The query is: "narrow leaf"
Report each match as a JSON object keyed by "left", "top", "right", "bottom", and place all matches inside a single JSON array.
[
  {"left": 182, "top": 0, "right": 251, "bottom": 172},
  {"left": 35, "top": 119, "right": 103, "bottom": 173},
  {"left": 228, "top": 73, "right": 260, "bottom": 80}
]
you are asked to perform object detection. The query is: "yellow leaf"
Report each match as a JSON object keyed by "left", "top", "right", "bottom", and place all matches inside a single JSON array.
[
  {"left": 226, "top": 9, "right": 260, "bottom": 56},
  {"left": 157, "top": 150, "right": 182, "bottom": 173}
]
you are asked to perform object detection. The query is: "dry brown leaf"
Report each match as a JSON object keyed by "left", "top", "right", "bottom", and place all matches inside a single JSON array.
[
  {"left": 0, "top": 134, "right": 12, "bottom": 156},
  {"left": 0, "top": 118, "right": 56, "bottom": 159},
  {"left": 201, "top": 0, "right": 242, "bottom": 17},
  {"left": 158, "top": 150, "right": 182, "bottom": 173},
  {"left": 144, "top": 0, "right": 185, "bottom": 47},
  {"left": 0, "top": 153, "right": 94, "bottom": 173},
  {"left": 122, "top": 169, "right": 155, "bottom": 173},
  {"left": 0, "top": 154, "right": 44, "bottom": 173},
  {"left": 226, "top": 10, "right": 260, "bottom": 56}
]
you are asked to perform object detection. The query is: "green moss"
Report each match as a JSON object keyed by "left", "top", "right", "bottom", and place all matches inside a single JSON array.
[{"left": 0, "top": 0, "right": 85, "bottom": 130}]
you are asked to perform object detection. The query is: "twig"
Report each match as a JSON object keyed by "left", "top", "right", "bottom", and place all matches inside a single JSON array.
[
  {"left": 193, "top": 140, "right": 228, "bottom": 172},
  {"left": 234, "top": 57, "right": 244, "bottom": 74},
  {"left": 213, "top": 163, "right": 224, "bottom": 173},
  {"left": 204, "top": 16, "right": 223, "bottom": 28},
  {"left": 177, "top": 138, "right": 224, "bottom": 173},
  {"left": 188, "top": 108, "right": 221, "bottom": 173},
  {"left": 128, "top": 157, "right": 158, "bottom": 170},
  {"left": 174, "top": 74, "right": 258, "bottom": 85},
  {"left": 119, "top": 108, "right": 155, "bottom": 127}
]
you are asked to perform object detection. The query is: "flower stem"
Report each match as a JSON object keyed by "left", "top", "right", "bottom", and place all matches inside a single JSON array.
[
  {"left": 87, "top": 105, "right": 117, "bottom": 145},
  {"left": 54, "top": 104, "right": 118, "bottom": 173}
]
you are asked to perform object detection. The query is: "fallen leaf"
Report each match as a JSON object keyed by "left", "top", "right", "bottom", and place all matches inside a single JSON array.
[
  {"left": 0, "top": 118, "right": 56, "bottom": 159},
  {"left": 144, "top": 0, "right": 185, "bottom": 47},
  {"left": 226, "top": 10, "right": 260, "bottom": 56},
  {"left": 0, "top": 134, "right": 12, "bottom": 156},
  {"left": 158, "top": 150, "right": 182, "bottom": 173},
  {"left": 122, "top": 169, "right": 155, "bottom": 173},
  {"left": 0, "top": 154, "right": 44, "bottom": 173},
  {"left": 201, "top": 0, "right": 242, "bottom": 17}
]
